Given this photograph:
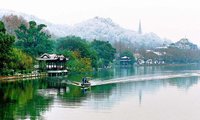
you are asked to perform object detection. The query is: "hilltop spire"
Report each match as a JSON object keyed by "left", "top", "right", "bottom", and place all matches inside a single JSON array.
[{"left": 138, "top": 20, "right": 142, "bottom": 34}]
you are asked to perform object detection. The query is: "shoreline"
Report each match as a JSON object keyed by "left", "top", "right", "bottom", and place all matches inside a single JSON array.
[
  {"left": 1, "top": 63, "right": 199, "bottom": 82},
  {"left": 0, "top": 73, "right": 47, "bottom": 81}
]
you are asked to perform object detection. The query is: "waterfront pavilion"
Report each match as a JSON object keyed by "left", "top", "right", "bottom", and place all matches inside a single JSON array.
[{"left": 37, "top": 53, "right": 69, "bottom": 76}]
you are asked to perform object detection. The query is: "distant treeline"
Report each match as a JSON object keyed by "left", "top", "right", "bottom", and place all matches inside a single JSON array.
[
  {"left": 160, "top": 48, "right": 200, "bottom": 64},
  {"left": 137, "top": 47, "right": 200, "bottom": 64}
]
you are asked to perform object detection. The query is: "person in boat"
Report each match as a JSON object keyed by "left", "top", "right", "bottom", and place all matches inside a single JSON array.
[{"left": 82, "top": 77, "right": 87, "bottom": 84}]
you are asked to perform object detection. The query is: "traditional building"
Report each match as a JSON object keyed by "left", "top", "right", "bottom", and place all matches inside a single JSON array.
[
  {"left": 120, "top": 56, "right": 131, "bottom": 65},
  {"left": 37, "top": 53, "right": 69, "bottom": 76}
]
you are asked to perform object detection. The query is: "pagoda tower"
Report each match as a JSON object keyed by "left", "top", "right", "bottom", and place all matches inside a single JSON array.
[{"left": 138, "top": 20, "right": 142, "bottom": 34}]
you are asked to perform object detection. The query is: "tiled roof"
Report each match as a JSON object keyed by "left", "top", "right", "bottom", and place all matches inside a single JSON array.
[{"left": 37, "top": 53, "right": 69, "bottom": 61}]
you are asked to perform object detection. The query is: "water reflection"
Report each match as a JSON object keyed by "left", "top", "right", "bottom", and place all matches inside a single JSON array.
[
  {"left": 0, "top": 79, "right": 53, "bottom": 120},
  {"left": 94, "top": 64, "right": 200, "bottom": 80},
  {"left": 46, "top": 76, "right": 199, "bottom": 110},
  {"left": 168, "top": 76, "right": 198, "bottom": 89},
  {"left": 0, "top": 64, "right": 200, "bottom": 120}
]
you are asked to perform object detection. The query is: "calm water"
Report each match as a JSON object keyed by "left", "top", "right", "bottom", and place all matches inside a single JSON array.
[{"left": 1, "top": 64, "right": 200, "bottom": 120}]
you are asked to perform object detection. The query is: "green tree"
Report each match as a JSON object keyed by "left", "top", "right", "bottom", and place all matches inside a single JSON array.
[
  {"left": 15, "top": 21, "right": 54, "bottom": 57},
  {"left": 91, "top": 40, "right": 116, "bottom": 67},
  {"left": 9, "top": 48, "right": 33, "bottom": 71},
  {"left": 57, "top": 36, "right": 91, "bottom": 57},
  {"left": 57, "top": 36, "right": 98, "bottom": 69},
  {"left": 0, "top": 80, "right": 53, "bottom": 120},
  {"left": 0, "top": 21, "right": 15, "bottom": 74},
  {"left": 65, "top": 51, "right": 93, "bottom": 73},
  {"left": 0, "top": 21, "right": 6, "bottom": 33}
]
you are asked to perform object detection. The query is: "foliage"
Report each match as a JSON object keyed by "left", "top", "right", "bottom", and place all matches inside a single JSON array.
[
  {"left": 0, "top": 79, "right": 53, "bottom": 120},
  {"left": 91, "top": 40, "right": 116, "bottom": 67},
  {"left": 113, "top": 40, "right": 135, "bottom": 53},
  {"left": 0, "top": 21, "right": 6, "bottom": 33},
  {"left": 138, "top": 47, "right": 200, "bottom": 64},
  {"left": 138, "top": 48, "right": 159, "bottom": 62},
  {"left": 15, "top": 21, "right": 54, "bottom": 57},
  {"left": 57, "top": 36, "right": 91, "bottom": 57},
  {"left": 9, "top": 48, "right": 33, "bottom": 71},
  {"left": 0, "top": 21, "right": 34, "bottom": 75},
  {"left": 0, "top": 21, "right": 15, "bottom": 74},
  {"left": 64, "top": 51, "right": 93, "bottom": 73},
  {"left": 57, "top": 37, "right": 116, "bottom": 70},
  {"left": 2, "top": 15, "right": 28, "bottom": 36},
  {"left": 161, "top": 48, "right": 200, "bottom": 63},
  {"left": 56, "top": 36, "right": 98, "bottom": 69}
]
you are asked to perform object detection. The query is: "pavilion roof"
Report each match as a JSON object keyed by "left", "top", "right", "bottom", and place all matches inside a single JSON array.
[{"left": 37, "top": 53, "right": 69, "bottom": 61}]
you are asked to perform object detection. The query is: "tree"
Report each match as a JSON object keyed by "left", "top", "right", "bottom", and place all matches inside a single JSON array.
[
  {"left": 0, "top": 80, "right": 53, "bottom": 120},
  {"left": 113, "top": 40, "right": 135, "bottom": 54},
  {"left": 0, "top": 21, "right": 6, "bottom": 33},
  {"left": 161, "top": 47, "right": 200, "bottom": 63},
  {"left": 0, "top": 21, "right": 15, "bottom": 73},
  {"left": 9, "top": 48, "right": 33, "bottom": 71},
  {"left": 15, "top": 21, "right": 54, "bottom": 57},
  {"left": 64, "top": 51, "right": 93, "bottom": 73},
  {"left": 91, "top": 40, "right": 116, "bottom": 67},
  {"left": 57, "top": 36, "right": 91, "bottom": 57},
  {"left": 2, "top": 15, "right": 28, "bottom": 36},
  {"left": 57, "top": 36, "right": 98, "bottom": 69}
]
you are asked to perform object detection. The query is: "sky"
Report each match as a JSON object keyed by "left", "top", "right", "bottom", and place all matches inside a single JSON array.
[{"left": 1, "top": 0, "right": 200, "bottom": 45}]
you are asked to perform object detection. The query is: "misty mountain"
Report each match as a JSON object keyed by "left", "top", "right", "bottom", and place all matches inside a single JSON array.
[
  {"left": 70, "top": 17, "right": 171, "bottom": 48},
  {"left": 0, "top": 9, "right": 171, "bottom": 48},
  {"left": 0, "top": 9, "right": 70, "bottom": 37}
]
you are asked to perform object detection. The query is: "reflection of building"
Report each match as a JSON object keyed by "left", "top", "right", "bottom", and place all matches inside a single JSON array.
[
  {"left": 139, "top": 89, "right": 142, "bottom": 105},
  {"left": 37, "top": 53, "right": 69, "bottom": 76}
]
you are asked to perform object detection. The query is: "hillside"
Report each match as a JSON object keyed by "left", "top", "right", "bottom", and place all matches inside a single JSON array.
[{"left": 0, "top": 9, "right": 170, "bottom": 49}]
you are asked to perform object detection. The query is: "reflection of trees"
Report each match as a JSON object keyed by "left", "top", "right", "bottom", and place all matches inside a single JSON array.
[
  {"left": 93, "top": 69, "right": 114, "bottom": 80},
  {"left": 167, "top": 76, "right": 198, "bottom": 89},
  {"left": 0, "top": 79, "right": 53, "bottom": 120},
  {"left": 1, "top": 66, "right": 199, "bottom": 119},
  {"left": 114, "top": 67, "right": 135, "bottom": 78},
  {"left": 135, "top": 65, "right": 166, "bottom": 75},
  {"left": 44, "top": 78, "right": 116, "bottom": 107},
  {"left": 56, "top": 86, "right": 88, "bottom": 107},
  {"left": 91, "top": 84, "right": 116, "bottom": 99},
  {"left": 57, "top": 68, "right": 199, "bottom": 109},
  {"left": 56, "top": 83, "right": 116, "bottom": 109},
  {"left": 16, "top": 94, "right": 52, "bottom": 120},
  {"left": 93, "top": 67, "right": 136, "bottom": 80},
  {"left": 44, "top": 77, "right": 87, "bottom": 105}
]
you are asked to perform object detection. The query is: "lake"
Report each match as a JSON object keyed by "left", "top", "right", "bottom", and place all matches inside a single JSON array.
[{"left": 1, "top": 64, "right": 200, "bottom": 120}]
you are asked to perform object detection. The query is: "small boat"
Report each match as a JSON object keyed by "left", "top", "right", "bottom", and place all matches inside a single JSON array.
[
  {"left": 81, "top": 82, "right": 91, "bottom": 88},
  {"left": 70, "top": 77, "right": 91, "bottom": 88},
  {"left": 81, "top": 77, "right": 91, "bottom": 88}
]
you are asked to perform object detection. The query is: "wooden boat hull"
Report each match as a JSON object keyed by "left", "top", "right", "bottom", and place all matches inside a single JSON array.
[{"left": 81, "top": 83, "right": 91, "bottom": 88}]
